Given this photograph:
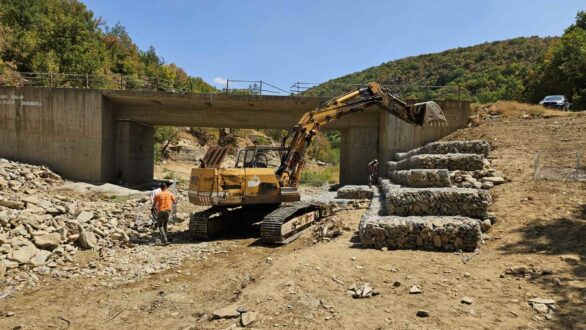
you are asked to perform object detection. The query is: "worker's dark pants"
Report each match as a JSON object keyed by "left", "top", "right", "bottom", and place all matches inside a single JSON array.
[{"left": 157, "top": 211, "right": 170, "bottom": 243}]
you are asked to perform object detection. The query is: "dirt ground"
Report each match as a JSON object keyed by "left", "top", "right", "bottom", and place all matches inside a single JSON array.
[{"left": 1, "top": 115, "right": 585, "bottom": 330}]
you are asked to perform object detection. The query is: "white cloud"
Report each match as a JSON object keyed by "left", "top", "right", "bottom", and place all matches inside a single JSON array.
[{"left": 213, "top": 77, "right": 228, "bottom": 86}]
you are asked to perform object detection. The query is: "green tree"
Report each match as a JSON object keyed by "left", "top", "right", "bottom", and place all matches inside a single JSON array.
[
  {"left": 307, "top": 37, "right": 556, "bottom": 103},
  {"left": 529, "top": 11, "right": 586, "bottom": 109},
  {"left": 0, "top": 0, "right": 214, "bottom": 92},
  {"left": 103, "top": 23, "right": 142, "bottom": 75},
  {"left": 0, "top": 0, "right": 107, "bottom": 76}
]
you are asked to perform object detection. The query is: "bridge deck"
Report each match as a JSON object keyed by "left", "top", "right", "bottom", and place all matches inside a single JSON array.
[{"left": 103, "top": 90, "right": 380, "bottom": 129}]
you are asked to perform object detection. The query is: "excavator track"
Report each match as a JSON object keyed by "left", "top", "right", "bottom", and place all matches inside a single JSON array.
[
  {"left": 189, "top": 204, "right": 280, "bottom": 240},
  {"left": 261, "top": 202, "right": 323, "bottom": 245},
  {"left": 188, "top": 206, "right": 225, "bottom": 240}
]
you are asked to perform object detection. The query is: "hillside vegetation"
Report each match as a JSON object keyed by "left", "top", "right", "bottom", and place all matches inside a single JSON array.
[
  {"left": 307, "top": 37, "right": 555, "bottom": 102},
  {"left": 309, "top": 11, "right": 586, "bottom": 109},
  {"left": 0, "top": 0, "right": 213, "bottom": 92}
]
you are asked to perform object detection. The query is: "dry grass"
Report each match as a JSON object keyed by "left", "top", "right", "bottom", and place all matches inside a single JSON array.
[{"left": 482, "top": 101, "right": 571, "bottom": 118}]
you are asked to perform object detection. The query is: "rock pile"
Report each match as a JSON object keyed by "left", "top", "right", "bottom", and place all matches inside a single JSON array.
[
  {"left": 312, "top": 215, "right": 351, "bottom": 242},
  {"left": 347, "top": 283, "right": 379, "bottom": 299},
  {"left": 0, "top": 159, "right": 62, "bottom": 192},
  {"left": 359, "top": 140, "right": 500, "bottom": 252},
  {"left": 212, "top": 305, "right": 258, "bottom": 327},
  {"left": 450, "top": 170, "right": 507, "bottom": 189},
  {"left": 0, "top": 158, "right": 207, "bottom": 290}
]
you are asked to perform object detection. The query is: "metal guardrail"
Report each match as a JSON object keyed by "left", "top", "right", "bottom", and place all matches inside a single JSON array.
[
  {"left": 0, "top": 71, "right": 199, "bottom": 93},
  {"left": 290, "top": 81, "right": 471, "bottom": 100},
  {"left": 221, "top": 79, "right": 289, "bottom": 95},
  {"left": 0, "top": 72, "right": 291, "bottom": 95},
  {"left": 0, "top": 71, "right": 471, "bottom": 100}
]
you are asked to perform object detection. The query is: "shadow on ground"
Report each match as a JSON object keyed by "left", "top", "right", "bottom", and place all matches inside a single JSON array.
[{"left": 499, "top": 204, "right": 585, "bottom": 329}]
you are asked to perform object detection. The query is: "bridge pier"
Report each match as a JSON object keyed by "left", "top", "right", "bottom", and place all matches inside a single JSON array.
[{"left": 113, "top": 120, "right": 154, "bottom": 185}]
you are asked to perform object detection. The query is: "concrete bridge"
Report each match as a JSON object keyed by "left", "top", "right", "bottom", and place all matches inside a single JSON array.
[{"left": 0, "top": 87, "right": 470, "bottom": 185}]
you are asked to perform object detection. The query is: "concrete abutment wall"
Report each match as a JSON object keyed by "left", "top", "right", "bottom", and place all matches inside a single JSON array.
[
  {"left": 0, "top": 88, "right": 108, "bottom": 182},
  {"left": 0, "top": 87, "right": 470, "bottom": 185}
]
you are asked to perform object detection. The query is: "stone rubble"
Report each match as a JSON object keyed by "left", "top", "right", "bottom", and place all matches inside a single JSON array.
[
  {"left": 312, "top": 216, "right": 351, "bottom": 243},
  {"left": 395, "top": 140, "right": 490, "bottom": 160},
  {"left": 347, "top": 283, "right": 379, "bottom": 299},
  {"left": 450, "top": 170, "right": 507, "bottom": 190},
  {"left": 0, "top": 158, "right": 220, "bottom": 292},
  {"left": 528, "top": 298, "right": 556, "bottom": 315}
]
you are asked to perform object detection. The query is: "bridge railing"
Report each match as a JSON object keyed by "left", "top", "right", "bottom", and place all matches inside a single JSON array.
[
  {"left": 220, "top": 79, "right": 289, "bottom": 95},
  {"left": 0, "top": 72, "right": 200, "bottom": 93},
  {"left": 290, "top": 81, "right": 472, "bottom": 101},
  {"left": 0, "top": 71, "right": 471, "bottom": 100}
]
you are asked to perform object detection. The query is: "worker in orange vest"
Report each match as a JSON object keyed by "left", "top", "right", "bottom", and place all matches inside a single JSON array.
[{"left": 152, "top": 182, "right": 177, "bottom": 245}]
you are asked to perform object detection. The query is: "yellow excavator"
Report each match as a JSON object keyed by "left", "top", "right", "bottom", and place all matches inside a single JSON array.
[{"left": 188, "top": 82, "right": 447, "bottom": 244}]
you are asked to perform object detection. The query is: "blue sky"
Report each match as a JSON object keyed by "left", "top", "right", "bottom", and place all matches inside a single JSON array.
[{"left": 83, "top": 0, "right": 584, "bottom": 93}]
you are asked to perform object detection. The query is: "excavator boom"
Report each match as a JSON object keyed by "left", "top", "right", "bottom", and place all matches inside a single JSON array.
[
  {"left": 188, "top": 82, "right": 447, "bottom": 244},
  {"left": 276, "top": 82, "right": 447, "bottom": 187}
]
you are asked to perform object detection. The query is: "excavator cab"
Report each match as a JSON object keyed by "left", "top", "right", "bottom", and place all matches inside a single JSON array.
[
  {"left": 188, "top": 146, "right": 296, "bottom": 207},
  {"left": 235, "top": 146, "right": 286, "bottom": 169}
]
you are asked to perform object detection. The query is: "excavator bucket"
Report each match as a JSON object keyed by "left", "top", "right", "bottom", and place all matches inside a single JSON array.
[
  {"left": 376, "top": 85, "right": 448, "bottom": 127},
  {"left": 408, "top": 101, "right": 448, "bottom": 127}
]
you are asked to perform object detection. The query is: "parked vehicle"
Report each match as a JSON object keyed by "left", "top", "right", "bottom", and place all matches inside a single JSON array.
[{"left": 539, "top": 95, "right": 570, "bottom": 110}]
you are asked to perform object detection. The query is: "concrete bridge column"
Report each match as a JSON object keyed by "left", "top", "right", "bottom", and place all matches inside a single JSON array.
[
  {"left": 340, "top": 127, "right": 379, "bottom": 185},
  {"left": 113, "top": 120, "right": 154, "bottom": 186}
]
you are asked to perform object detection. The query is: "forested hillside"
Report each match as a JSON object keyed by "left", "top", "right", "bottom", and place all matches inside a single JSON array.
[
  {"left": 0, "top": 0, "right": 213, "bottom": 92},
  {"left": 307, "top": 37, "right": 556, "bottom": 103}
]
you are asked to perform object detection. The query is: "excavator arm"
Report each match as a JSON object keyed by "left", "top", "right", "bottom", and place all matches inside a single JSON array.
[{"left": 275, "top": 82, "right": 447, "bottom": 187}]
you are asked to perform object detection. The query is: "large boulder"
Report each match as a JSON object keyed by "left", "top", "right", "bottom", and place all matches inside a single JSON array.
[
  {"left": 8, "top": 244, "right": 38, "bottom": 264},
  {"left": 31, "top": 249, "right": 52, "bottom": 266},
  {"left": 78, "top": 229, "right": 98, "bottom": 249},
  {"left": 33, "top": 233, "right": 62, "bottom": 250},
  {"left": 0, "top": 199, "right": 25, "bottom": 210},
  {"left": 77, "top": 211, "right": 94, "bottom": 223}
]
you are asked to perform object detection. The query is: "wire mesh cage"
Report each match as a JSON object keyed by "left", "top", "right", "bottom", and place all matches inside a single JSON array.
[{"left": 534, "top": 151, "right": 586, "bottom": 182}]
